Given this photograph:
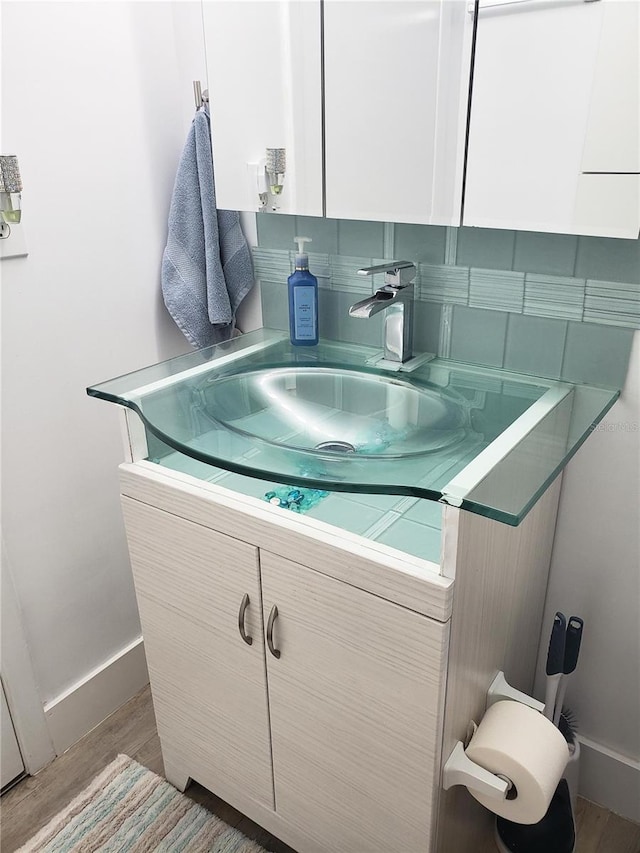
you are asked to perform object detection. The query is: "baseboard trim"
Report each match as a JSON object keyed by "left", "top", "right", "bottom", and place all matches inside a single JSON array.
[
  {"left": 43, "top": 637, "right": 149, "bottom": 755},
  {"left": 578, "top": 734, "right": 640, "bottom": 823}
]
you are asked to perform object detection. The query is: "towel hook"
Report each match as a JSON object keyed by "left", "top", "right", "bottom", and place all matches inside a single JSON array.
[{"left": 193, "top": 80, "right": 209, "bottom": 110}]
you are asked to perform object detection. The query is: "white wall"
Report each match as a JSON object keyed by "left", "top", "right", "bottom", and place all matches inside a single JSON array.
[
  {"left": 2, "top": 3, "right": 637, "bottom": 816},
  {"left": 1, "top": 2, "right": 209, "bottom": 746},
  {"left": 535, "top": 330, "right": 640, "bottom": 819}
]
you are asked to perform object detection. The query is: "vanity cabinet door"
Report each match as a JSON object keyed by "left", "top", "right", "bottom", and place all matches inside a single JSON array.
[
  {"left": 260, "top": 550, "right": 449, "bottom": 852},
  {"left": 121, "top": 497, "right": 274, "bottom": 809},
  {"left": 464, "top": 0, "right": 640, "bottom": 237},
  {"left": 324, "top": 0, "right": 473, "bottom": 225}
]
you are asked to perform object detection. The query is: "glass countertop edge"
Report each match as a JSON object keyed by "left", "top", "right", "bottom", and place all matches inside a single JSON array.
[
  {"left": 135, "top": 402, "right": 447, "bottom": 504},
  {"left": 92, "top": 383, "right": 620, "bottom": 526},
  {"left": 457, "top": 386, "right": 620, "bottom": 525},
  {"left": 86, "top": 331, "right": 622, "bottom": 526},
  {"left": 87, "top": 329, "right": 289, "bottom": 398}
]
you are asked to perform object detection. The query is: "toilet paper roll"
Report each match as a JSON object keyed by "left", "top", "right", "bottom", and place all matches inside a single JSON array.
[{"left": 465, "top": 700, "right": 569, "bottom": 824}]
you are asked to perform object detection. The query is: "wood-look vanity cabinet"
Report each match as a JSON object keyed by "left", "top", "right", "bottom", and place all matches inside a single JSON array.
[
  {"left": 122, "top": 495, "right": 447, "bottom": 853},
  {"left": 119, "top": 461, "right": 562, "bottom": 853},
  {"left": 121, "top": 499, "right": 275, "bottom": 809}
]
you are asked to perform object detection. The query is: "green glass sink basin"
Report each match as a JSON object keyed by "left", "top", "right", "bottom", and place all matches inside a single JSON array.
[
  {"left": 196, "top": 367, "right": 471, "bottom": 458},
  {"left": 87, "top": 330, "right": 620, "bottom": 525}
]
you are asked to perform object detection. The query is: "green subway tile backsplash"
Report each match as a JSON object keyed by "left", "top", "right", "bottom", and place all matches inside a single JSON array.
[
  {"left": 394, "top": 223, "right": 447, "bottom": 264},
  {"left": 584, "top": 280, "right": 640, "bottom": 328},
  {"left": 291, "top": 216, "right": 338, "bottom": 255},
  {"left": 456, "top": 227, "right": 515, "bottom": 270},
  {"left": 418, "top": 264, "right": 469, "bottom": 304},
  {"left": 574, "top": 236, "right": 640, "bottom": 284},
  {"left": 504, "top": 315, "right": 567, "bottom": 379},
  {"left": 256, "top": 213, "right": 296, "bottom": 250},
  {"left": 469, "top": 268, "right": 524, "bottom": 313},
  {"left": 260, "top": 280, "right": 289, "bottom": 331},
  {"left": 523, "top": 274, "right": 585, "bottom": 321},
  {"left": 254, "top": 215, "right": 638, "bottom": 388},
  {"left": 414, "top": 301, "right": 443, "bottom": 356},
  {"left": 337, "top": 219, "right": 385, "bottom": 257},
  {"left": 449, "top": 306, "right": 508, "bottom": 367},
  {"left": 513, "top": 231, "right": 578, "bottom": 277},
  {"left": 562, "top": 323, "right": 634, "bottom": 388}
]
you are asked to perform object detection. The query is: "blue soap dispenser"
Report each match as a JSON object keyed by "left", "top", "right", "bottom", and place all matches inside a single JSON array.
[{"left": 288, "top": 236, "right": 319, "bottom": 346}]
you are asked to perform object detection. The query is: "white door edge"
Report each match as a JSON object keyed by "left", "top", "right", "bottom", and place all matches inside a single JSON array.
[{"left": 1, "top": 538, "right": 55, "bottom": 775}]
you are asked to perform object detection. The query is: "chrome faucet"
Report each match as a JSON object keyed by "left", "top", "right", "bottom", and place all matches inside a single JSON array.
[{"left": 348, "top": 261, "right": 416, "bottom": 363}]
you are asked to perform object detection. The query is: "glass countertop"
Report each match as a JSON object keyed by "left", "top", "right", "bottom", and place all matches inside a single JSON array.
[{"left": 87, "top": 329, "right": 619, "bottom": 526}]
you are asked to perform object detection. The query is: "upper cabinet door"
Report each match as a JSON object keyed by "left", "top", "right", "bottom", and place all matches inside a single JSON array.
[
  {"left": 464, "top": 0, "right": 640, "bottom": 238},
  {"left": 324, "top": 1, "right": 474, "bottom": 225},
  {"left": 580, "top": 1, "right": 639, "bottom": 174},
  {"left": 202, "top": 1, "right": 323, "bottom": 216}
]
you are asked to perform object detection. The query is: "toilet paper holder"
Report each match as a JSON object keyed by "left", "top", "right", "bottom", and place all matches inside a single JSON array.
[{"left": 442, "top": 671, "right": 544, "bottom": 801}]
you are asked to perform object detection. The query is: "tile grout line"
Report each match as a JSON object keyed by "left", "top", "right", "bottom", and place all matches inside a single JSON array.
[
  {"left": 445, "top": 227, "right": 458, "bottom": 266},
  {"left": 383, "top": 222, "right": 395, "bottom": 259},
  {"left": 362, "top": 510, "right": 402, "bottom": 542}
]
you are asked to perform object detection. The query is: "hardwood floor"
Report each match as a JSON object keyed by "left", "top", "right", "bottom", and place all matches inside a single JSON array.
[{"left": 1, "top": 686, "right": 639, "bottom": 853}]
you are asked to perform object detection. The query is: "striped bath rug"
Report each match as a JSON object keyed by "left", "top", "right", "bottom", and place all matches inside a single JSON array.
[{"left": 18, "top": 754, "right": 268, "bottom": 852}]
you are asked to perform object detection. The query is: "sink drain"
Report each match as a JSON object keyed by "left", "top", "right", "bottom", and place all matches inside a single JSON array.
[{"left": 314, "top": 440, "right": 356, "bottom": 454}]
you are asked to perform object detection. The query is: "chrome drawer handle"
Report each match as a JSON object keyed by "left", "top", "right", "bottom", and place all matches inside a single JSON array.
[
  {"left": 266, "top": 605, "right": 281, "bottom": 659},
  {"left": 238, "top": 593, "right": 253, "bottom": 645}
]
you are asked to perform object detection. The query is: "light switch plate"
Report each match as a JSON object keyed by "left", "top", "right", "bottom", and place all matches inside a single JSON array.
[{"left": 0, "top": 223, "right": 28, "bottom": 259}]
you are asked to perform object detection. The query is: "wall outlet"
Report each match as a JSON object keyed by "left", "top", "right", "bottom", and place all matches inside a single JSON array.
[{"left": 0, "top": 223, "right": 28, "bottom": 259}]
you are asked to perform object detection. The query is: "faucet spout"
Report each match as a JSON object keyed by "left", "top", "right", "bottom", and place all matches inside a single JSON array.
[{"left": 348, "top": 286, "right": 397, "bottom": 319}]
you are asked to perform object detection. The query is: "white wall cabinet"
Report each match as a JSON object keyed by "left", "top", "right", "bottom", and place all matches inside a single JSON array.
[
  {"left": 201, "top": 0, "right": 637, "bottom": 237},
  {"left": 202, "top": 0, "right": 472, "bottom": 225},
  {"left": 119, "top": 460, "right": 562, "bottom": 852},
  {"left": 464, "top": 0, "right": 640, "bottom": 238},
  {"left": 202, "top": 1, "right": 323, "bottom": 216},
  {"left": 323, "top": 1, "right": 473, "bottom": 225}
]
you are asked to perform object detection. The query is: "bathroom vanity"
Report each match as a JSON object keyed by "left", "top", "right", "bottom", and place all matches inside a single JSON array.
[{"left": 88, "top": 330, "right": 619, "bottom": 852}]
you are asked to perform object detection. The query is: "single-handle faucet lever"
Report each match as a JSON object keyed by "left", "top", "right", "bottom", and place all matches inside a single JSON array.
[
  {"left": 356, "top": 261, "right": 416, "bottom": 288},
  {"left": 349, "top": 261, "right": 416, "bottom": 363}
]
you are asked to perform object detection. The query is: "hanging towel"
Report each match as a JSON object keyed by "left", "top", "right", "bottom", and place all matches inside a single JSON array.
[{"left": 161, "top": 105, "right": 254, "bottom": 349}]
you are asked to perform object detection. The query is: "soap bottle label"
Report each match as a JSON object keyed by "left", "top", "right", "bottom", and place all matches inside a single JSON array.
[{"left": 293, "top": 286, "right": 317, "bottom": 340}]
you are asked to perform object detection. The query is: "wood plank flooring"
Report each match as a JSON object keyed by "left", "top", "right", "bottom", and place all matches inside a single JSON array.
[{"left": 1, "top": 686, "right": 639, "bottom": 852}]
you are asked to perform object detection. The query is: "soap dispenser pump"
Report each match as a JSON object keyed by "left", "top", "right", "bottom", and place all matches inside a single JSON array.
[{"left": 288, "top": 236, "right": 319, "bottom": 346}]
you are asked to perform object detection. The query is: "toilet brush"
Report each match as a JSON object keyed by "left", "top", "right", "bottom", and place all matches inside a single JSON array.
[
  {"left": 544, "top": 612, "right": 567, "bottom": 721},
  {"left": 496, "top": 613, "right": 578, "bottom": 853},
  {"left": 554, "top": 617, "right": 584, "bottom": 726}
]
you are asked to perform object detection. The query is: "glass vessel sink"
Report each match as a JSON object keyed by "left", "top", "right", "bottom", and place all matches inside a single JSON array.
[
  {"left": 196, "top": 367, "right": 471, "bottom": 458},
  {"left": 87, "top": 330, "right": 620, "bottom": 526}
]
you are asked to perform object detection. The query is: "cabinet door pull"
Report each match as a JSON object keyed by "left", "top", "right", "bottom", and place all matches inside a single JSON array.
[
  {"left": 238, "top": 593, "right": 253, "bottom": 645},
  {"left": 266, "top": 605, "right": 281, "bottom": 659}
]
